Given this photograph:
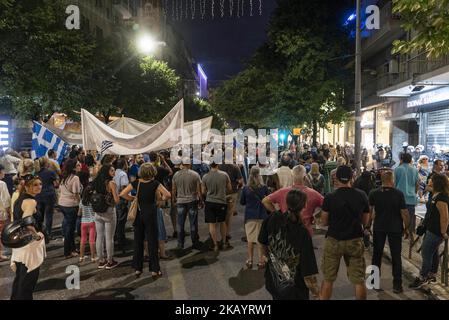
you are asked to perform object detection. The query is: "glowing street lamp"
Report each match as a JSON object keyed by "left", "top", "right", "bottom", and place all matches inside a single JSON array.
[{"left": 137, "top": 34, "right": 166, "bottom": 55}]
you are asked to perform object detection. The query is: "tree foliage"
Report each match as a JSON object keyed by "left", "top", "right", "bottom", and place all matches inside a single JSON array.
[
  {"left": 0, "top": 0, "right": 181, "bottom": 123},
  {"left": 212, "top": 0, "right": 352, "bottom": 143},
  {"left": 392, "top": 0, "right": 449, "bottom": 58}
]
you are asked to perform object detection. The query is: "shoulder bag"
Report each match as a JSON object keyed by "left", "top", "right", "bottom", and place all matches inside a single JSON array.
[{"left": 127, "top": 181, "right": 141, "bottom": 222}]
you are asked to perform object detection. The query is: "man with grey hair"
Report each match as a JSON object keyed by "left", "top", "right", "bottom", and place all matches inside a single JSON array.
[{"left": 262, "top": 165, "right": 324, "bottom": 236}]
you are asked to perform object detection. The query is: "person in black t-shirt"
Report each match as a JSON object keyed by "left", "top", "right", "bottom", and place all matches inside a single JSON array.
[
  {"left": 368, "top": 171, "right": 410, "bottom": 293},
  {"left": 410, "top": 173, "right": 449, "bottom": 289},
  {"left": 258, "top": 189, "right": 320, "bottom": 300},
  {"left": 320, "top": 165, "right": 370, "bottom": 300}
]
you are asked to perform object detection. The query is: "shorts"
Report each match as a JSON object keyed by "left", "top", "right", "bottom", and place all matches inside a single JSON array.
[
  {"left": 245, "top": 220, "right": 263, "bottom": 243},
  {"left": 321, "top": 236, "right": 366, "bottom": 285},
  {"left": 205, "top": 202, "right": 227, "bottom": 223}
]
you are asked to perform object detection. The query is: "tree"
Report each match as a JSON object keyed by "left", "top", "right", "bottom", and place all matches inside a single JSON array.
[
  {"left": 212, "top": 0, "right": 352, "bottom": 144},
  {"left": 0, "top": 0, "right": 96, "bottom": 120},
  {"left": 0, "top": 0, "right": 182, "bottom": 124},
  {"left": 118, "top": 55, "right": 180, "bottom": 123},
  {"left": 392, "top": 0, "right": 449, "bottom": 58}
]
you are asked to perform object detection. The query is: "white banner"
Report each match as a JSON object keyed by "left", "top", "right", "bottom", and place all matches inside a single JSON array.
[{"left": 81, "top": 100, "right": 184, "bottom": 154}]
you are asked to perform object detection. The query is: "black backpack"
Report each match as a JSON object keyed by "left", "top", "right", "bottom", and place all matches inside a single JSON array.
[{"left": 91, "top": 190, "right": 109, "bottom": 213}]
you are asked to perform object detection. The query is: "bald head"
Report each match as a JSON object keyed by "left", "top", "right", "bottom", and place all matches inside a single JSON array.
[{"left": 292, "top": 165, "right": 306, "bottom": 185}]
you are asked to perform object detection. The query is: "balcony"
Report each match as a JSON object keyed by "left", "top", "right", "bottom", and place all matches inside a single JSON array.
[
  {"left": 362, "top": 1, "right": 404, "bottom": 61},
  {"left": 377, "top": 52, "right": 449, "bottom": 97}
]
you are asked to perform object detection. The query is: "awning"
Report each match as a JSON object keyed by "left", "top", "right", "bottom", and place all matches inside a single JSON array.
[{"left": 378, "top": 64, "right": 449, "bottom": 98}]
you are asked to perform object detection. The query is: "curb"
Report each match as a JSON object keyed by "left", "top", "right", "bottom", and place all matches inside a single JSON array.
[{"left": 382, "top": 246, "right": 447, "bottom": 300}]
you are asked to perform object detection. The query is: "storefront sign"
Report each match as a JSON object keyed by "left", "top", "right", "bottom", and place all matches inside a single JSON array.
[{"left": 407, "top": 88, "right": 449, "bottom": 108}]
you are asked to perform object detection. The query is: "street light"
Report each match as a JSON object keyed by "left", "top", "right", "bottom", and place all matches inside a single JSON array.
[{"left": 137, "top": 33, "right": 166, "bottom": 55}]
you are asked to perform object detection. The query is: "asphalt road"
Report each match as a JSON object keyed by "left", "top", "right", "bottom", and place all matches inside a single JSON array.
[{"left": 0, "top": 202, "right": 430, "bottom": 300}]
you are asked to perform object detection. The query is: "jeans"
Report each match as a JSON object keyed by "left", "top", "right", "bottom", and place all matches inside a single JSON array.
[
  {"left": 176, "top": 201, "right": 199, "bottom": 248},
  {"left": 420, "top": 231, "right": 443, "bottom": 278},
  {"left": 37, "top": 194, "right": 56, "bottom": 236},
  {"left": 11, "top": 263, "right": 40, "bottom": 300},
  {"left": 60, "top": 206, "right": 78, "bottom": 256},
  {"left": 372, "top": 231, "right": 402, "bottom": 287},
  {"left": 157, "top": 208, "right": 167, "bottom": 241},
  {"left": 115, "top": 199, "right": 128, "bottom": 244},
  {"left": 406, "top": 204, "right": 416, "bottom": 234},
  {"left": 95, "top": 208, "right": 117, "bottom": 262}
]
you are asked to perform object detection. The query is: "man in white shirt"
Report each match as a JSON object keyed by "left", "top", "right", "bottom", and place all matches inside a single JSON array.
[
  {"left": 0, "top": 149, "right": 21, "bottom": 195},
  {"left": 276, "top": 156, "right": 293, "bottom": 188},
  {"left": 0, "top": 164, "right": 11, "bottom": 261}
]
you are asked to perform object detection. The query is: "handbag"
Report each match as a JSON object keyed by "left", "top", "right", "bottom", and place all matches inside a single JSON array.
[
  {"left": 266, "top": 251, "right": 297, "bottom": 299},
  {"left": 127, "top": 181, "right": 141, "bottom": 222}
]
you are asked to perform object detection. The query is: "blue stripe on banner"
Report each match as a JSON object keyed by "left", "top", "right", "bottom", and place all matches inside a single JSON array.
[
  {"left": 33, "top": 122, "right": 41, "bottom": 134},
  {"left": 32, "top": 138, "right": 40, "bottom": 155},
  {"left": 37, "top": 145, "right": 48, "bottom": 158},
  {"left": 43, "top": 128, "right": 53, "bottom": 144}
]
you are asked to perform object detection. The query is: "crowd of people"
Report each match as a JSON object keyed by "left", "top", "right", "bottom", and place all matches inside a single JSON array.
[{"left": 0, "top": 140, "right": 449, "bottom": 300}]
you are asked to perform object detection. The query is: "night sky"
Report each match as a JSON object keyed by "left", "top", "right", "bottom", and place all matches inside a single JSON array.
[{"left": 172, "top": 0, "right": 278, "bottom": 83}]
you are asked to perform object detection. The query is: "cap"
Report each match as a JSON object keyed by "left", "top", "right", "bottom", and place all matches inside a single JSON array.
[{"left": 336, "top": 165, "right": 353, "bottom": 183}]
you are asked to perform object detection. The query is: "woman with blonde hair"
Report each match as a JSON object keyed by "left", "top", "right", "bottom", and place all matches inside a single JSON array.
[
  {"left": 120, "top": 162, "right": 171, "bottom": 278},
  {"left": 240, "top": 166, "right": 270, "bottom": 269}
]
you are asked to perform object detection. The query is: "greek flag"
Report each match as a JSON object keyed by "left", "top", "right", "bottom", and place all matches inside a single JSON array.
[
  {"left": 100, "top": 140, "right": 114, "bottom": 155},
  {"left": 31, "top": 121, "right": 69, "bottom": 164}
]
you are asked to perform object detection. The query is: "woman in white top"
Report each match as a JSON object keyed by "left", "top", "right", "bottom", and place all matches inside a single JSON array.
[
  {"left": 58, "top": 159, "right": 82, "bottom": 258},
  {"left": 10, "top": 174, "right": 45, "bottom": 300}
]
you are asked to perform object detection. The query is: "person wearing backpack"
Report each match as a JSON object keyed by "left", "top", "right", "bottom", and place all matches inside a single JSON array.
[
  {"left": 308, "top": 162, "right": 325, "bottom": 195},
  {"left": 240, "top": 166, "right": 270, "bottom": 269},
  {"left": 58, "top": 159, "right": 82, "bottom": 259},
  {"left": 258, "top": 189, "right": 320, "bottom": 300},
  {"left": 91, "top": 164, "right": 120, "bottom": 270}
]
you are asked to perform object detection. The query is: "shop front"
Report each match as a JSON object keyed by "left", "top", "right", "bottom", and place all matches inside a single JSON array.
[{"left": 407, "top": 87, "right": 449, "bottom": 154}]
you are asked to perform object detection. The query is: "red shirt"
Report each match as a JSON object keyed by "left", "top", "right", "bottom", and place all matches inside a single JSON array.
[{"left": 267, "top": 184, "right": 324, "bottom": 235}]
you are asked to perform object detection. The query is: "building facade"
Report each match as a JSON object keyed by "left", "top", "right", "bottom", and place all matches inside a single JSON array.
[{"left": 319, "top": 0, "right": 449, "bottom": 165}]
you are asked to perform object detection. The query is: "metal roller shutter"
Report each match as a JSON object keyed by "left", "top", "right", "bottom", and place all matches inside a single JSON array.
[{"left": 426, "top": 109, "right": 449, "bottom": 151}]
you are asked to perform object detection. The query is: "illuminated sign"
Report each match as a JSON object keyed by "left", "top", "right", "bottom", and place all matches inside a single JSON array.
[
  {"left": 407, "top": 88, "right": 449, "bottom": 108},
  {"left": 293, "top": 128, "right": 301, "bottom": 136},
  {"left": 198, "top": 64, "right": 208, "bottom": 99},
  {"left": 0, "top": 119, "right": 10, "bottom": 149}
]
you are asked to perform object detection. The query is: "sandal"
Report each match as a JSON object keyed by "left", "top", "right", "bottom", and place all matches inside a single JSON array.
[
  {"left": 135, "top": 270, "right": 143, "bottom": 278},
  {"left": 245, "top": 260, "right": 253, "bottom": 269},
  {"left": 151, "top": 271, "right": 162, "bottom": 278},
  {"left": 257, "top": 262, "right": 266, "bottom": 269}
]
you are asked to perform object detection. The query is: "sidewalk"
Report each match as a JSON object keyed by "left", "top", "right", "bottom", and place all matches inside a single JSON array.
[{"left": 382, "top": 203, "right": 449, "bottom": 300}]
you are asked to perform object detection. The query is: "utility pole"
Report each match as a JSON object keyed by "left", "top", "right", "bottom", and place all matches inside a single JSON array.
[{"left": 354, "top": 0, "right": 362, "bottom": 172}]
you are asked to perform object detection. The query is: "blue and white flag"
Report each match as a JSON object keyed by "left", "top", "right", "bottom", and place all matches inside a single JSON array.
[
  {"left": 100, "top": 140, "right": 114, "bottom": 155},
  {"left": 31, "top": 121, "right": 69, "bottom": 164}
]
